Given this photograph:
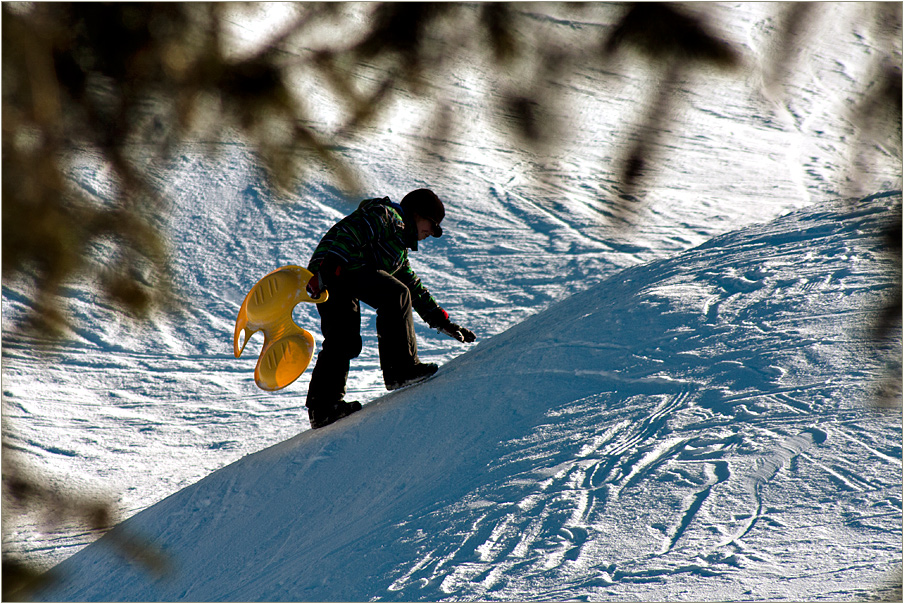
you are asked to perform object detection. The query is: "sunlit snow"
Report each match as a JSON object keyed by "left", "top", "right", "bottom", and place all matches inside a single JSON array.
[{"left": 2, "top": 3, "right": 901, "bottom": 602}]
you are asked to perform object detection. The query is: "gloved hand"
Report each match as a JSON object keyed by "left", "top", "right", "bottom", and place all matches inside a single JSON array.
[
  {"left": 306, "top": 271, "right": 326, "bottom": 300},
  {"left": 437, "top": 319, "right": 476, "bottom": 343}
]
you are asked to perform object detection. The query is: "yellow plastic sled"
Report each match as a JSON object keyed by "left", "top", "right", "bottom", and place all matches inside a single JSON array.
[{"left": 233, "top": 265, "right": 328, "bottom": 391}]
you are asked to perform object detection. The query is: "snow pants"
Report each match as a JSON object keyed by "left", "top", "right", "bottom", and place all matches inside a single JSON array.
[{"left": 306, "top": 269, "right": 419, "bottom": 408}]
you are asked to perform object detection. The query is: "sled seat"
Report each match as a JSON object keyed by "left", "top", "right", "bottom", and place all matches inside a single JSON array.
[{"left": 233, "top": 265, "right": 327, "bottom": 391}]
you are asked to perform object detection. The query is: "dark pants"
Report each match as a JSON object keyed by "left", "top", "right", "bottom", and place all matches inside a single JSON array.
[{"left": 306, "top": 270, "right": 419, "bottom": 408}]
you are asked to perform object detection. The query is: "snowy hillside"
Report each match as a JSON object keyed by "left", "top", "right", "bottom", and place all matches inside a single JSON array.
[
  {"left": 2, "top": 3, "right": 901, "bottom": 599},
  {"left": 32, "top": 192, "right": 902, "bottom": 602}
]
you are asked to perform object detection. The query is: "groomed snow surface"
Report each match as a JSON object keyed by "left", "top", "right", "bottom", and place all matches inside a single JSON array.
[{"left": 27, "top": 192, "right": 904, "bottom": 602}]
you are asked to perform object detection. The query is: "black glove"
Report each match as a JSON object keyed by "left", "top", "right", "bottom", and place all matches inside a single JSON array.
[
  {"left": 437, "top": 320, "right": 476, "bottom": 343},
  {"left": 306, "top": 271, "right": 326, "bottom": 300}
]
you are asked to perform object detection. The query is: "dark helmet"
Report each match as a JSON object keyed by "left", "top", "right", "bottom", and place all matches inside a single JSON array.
[{"left": 401, "top": 189, "right": 445, "bottom": 237}]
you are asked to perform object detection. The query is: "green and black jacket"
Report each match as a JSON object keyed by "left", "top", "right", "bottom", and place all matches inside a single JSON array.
[{"left": 308, "top": 197, "right": 446, "bottom": 326}]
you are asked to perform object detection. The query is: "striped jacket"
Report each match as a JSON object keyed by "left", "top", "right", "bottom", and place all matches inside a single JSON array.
[{"left": 308, "top": 197, "right": 445, "bottom": 325}]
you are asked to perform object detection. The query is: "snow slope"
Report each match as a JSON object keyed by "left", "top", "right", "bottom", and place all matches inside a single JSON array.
[
  {"left": 2, "top": 3, "right": 901, "bottom": 597},
  {"left": 32, "top": 192, "right": 902, "bottom": 602}
]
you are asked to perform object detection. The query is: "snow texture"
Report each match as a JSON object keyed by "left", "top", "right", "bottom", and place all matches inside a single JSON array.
[
  {"left": 26, "top": 194, "right": 904, "bottom": 602},
  {"left": 2, "top": 3, "right": 901, "bottom": 602}
]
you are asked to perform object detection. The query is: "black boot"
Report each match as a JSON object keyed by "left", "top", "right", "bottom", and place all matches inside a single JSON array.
[
  {"left": 385, "top": 362, "right": 438, "bottom": 391},
  {"left": 308, "top": 400, "right": 362, "bottom": 429}
]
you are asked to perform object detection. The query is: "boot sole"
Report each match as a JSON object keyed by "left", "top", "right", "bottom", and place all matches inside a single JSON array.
[
  {"left": 386, "top": 372, "right": 437, "bottom": 391},
  {"left": 310, "top": 402, "right": 362, "bottom": 429}
]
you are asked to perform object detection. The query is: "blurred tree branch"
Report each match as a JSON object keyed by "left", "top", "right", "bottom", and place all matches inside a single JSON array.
[
  {"left": 4, "top": 2, "right": 899, "bottom": 333},
  {"left": 2, "top": 1, "right": 900, "bottom": 598},
  {"left": 2, "top": 447, "right": 169, "bottom": 601}
]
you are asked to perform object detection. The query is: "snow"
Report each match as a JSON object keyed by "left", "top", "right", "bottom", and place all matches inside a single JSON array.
[
  {"left": 24, "top": 193, "right": 904, "bottom": 602},
  {"left": 3, "top": 3, "right": 902, "bottom": 601}
]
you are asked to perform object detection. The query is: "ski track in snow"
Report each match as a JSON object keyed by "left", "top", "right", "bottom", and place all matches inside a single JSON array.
[{"left": 379, "top": 196, "right": 902, "bottom": 602}]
